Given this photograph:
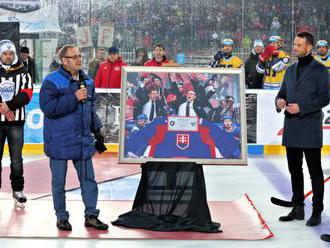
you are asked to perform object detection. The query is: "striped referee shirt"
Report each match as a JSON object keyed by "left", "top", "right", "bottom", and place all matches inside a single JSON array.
[{"left": 0, "top": 61, "right": 33, "bottom": 125}]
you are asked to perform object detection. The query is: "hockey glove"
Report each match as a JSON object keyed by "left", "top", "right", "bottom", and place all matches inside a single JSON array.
[
  {"left": 259, "top": 45, "right": 277, "bottom": 62},
  {"left": 210, "top": 51, "right": 225, "bottom": 67}
]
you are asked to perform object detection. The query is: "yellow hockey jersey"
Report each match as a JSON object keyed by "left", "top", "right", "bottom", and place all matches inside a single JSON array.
[
  {"left": 217, "top": 55, "right": 242, "bottom": 68},
  {"left": 263, "top": 51, "right": 290, "bottom": 88},
  {"left": 314, "top": 55, "right": 330, "bottom": 69}
]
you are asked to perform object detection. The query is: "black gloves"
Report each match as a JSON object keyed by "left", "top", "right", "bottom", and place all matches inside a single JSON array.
[
  {"left": 210, "top": 51, "right": 225, "bottom": 67},
  {"left": 214, "top": 51, "right": 225, "bottom": 61},
  {"left": 94, "top": 130, "right": 107, "bottom": 154}
]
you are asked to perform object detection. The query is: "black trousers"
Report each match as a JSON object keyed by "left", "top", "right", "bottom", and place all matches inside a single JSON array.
[
  {"left": 0, "top": 126, "right": 24, "bottom": 191},
  {"left": 286, "top": 147, "right": 324, "bottom": 214}
]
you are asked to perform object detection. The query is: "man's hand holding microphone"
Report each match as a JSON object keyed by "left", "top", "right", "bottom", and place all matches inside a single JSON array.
[{"left": 75, "top": 84, "right": 87, "bottom": 102}]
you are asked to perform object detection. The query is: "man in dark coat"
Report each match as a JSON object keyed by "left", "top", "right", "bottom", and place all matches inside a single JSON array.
[
  {"left": 20, "top": 46, "right": 37, "bottom": 84},
  {"left": 245, "top": 39, "right": 264, "bottom": 89},
  {"left": 276, "top": 32, "right": 329, "bottom": 227}
]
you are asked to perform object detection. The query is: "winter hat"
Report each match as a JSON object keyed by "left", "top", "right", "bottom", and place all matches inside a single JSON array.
[
  {"left": 253, "top": 39, "right": 264, "bottom": 48},
  {"left": 20, "top": 46, "right": 30, "bottom": 54},
  {"left": 0, "top": 40, "right": 17, "bottom": 55},
  {"left": 0, "top": 40, "right": 18, "bottom": 66}
]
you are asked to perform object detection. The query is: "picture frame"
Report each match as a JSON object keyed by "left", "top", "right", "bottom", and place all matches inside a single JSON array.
[{"left": 119, "top": 66, "right": 247, "bottom": 165}]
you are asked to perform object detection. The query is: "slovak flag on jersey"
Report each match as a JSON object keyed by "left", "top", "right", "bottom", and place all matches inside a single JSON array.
[{"left": 176, "top": 134, "right": 190, "bottom": 150}]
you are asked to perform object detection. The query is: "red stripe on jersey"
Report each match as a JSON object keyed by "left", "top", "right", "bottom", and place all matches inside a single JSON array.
[
  {"left": 199, "top": 126, "right": 216, "bottom": 158},
  {"left": 148, "top": 124, "right": 167, "bottom": 157}
]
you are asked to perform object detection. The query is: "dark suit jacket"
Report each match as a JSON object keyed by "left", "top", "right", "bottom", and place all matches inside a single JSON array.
[
  {"left": 276, "top": 59, "right": 329, "bottom": 148},
  {"left": 192, "top": 101, "right": 208, "bottom": 118}
]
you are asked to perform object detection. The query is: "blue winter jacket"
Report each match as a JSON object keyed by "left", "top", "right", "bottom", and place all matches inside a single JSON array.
[{"left": 39, "top": 66, "right": 102, "bottom": 160}]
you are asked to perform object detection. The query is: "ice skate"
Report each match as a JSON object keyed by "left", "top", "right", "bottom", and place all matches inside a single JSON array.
[{"left": 13, "top": 191, "right": 27, "bottom": 209}]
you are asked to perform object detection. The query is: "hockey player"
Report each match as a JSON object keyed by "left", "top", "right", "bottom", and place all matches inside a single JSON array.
[
  {"left": 222, "top": 116, "right": 241, "bottom": 158},
  {"left": 314, "top": 40, "right": 330, "bottom": 69},
  {"left": 256, "top": 36, "right": 290, "bottom": 89},
  {"left": 210, "top": 39, "right": 242, "bottom": 68},
  {"left": 223, "top": 116, "right": 240, "bottom": 140},
  {"left": 131, "top": 114, "right": 148, "bottom": 133}
]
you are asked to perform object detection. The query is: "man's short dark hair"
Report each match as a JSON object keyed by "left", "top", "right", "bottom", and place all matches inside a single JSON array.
[
  {"left": 296, "top": 32, "right": 314, "bottom": 46},
  {"left": 147, "top": 86, "right": 158, "bottom": 94},
  {"left": 59, "top": 45, "right": 77, "bottom": 61},
  {"left": 153, "top": 43, "right": 165, "bottom": 51}
]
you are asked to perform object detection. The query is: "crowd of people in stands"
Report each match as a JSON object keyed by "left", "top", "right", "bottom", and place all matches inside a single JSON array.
[{"left": 56, "top": 0, "right": 329, "bottom": 57}]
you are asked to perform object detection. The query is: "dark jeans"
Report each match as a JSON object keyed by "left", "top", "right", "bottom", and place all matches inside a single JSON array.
[
  {"left": 286, "top": 147, "right": 324, "bottom": 214},
  {"left": 0, "top": 125, "right": 24, "bottom": 191}
]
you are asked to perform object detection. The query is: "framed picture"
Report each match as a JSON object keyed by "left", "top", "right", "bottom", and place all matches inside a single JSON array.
[{"left": 119, "top": 66, "right": 247, "bottom": 165}]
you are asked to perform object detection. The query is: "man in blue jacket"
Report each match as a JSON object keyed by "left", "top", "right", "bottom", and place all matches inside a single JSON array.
[{"left": 40, "top": 45, "right": 108, "bottom": 231}]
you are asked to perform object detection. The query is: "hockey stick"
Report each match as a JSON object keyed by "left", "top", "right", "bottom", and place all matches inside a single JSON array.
[
  {"left": 270, "top": 196, "right": 292, "bottom": 207},
  {"left": 271, "top": 176, "right": 330, "bottom": 207}
]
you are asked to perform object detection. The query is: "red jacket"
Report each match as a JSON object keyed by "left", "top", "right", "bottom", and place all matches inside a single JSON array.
[
  {"left": 144, "top": 56, "right": 169, "bottom": 67},
  {"left": 94, "top": 58, "right": 126, "bottom": 88}
]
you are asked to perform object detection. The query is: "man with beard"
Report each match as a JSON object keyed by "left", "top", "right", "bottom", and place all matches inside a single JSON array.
[
  {"left": 0, "top": 40, "right": 33, "bottom": 207},
  {"left": 210, "top": 38, "right": 242, "bottom": 68},
  {"left": 314, "top": 40, "right": 330, "bottom": 69}
]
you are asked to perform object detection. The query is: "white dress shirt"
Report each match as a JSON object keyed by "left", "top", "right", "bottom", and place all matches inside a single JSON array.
[
  {"left": 178, "top": 101, "right": 197, "bottom": 117},
  {"left": 142, "top": 100, "right": 157, "bottom": 120}
]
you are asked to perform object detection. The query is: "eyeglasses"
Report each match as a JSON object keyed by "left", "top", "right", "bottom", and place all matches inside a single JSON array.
[{"left": 64, "top": 54, "right": 83, "bottom": 60}]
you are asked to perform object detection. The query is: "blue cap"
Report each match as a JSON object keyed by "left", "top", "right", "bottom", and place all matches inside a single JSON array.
[
  {"left": 137, "top": 114, "right": 148, "bottom": 121},
  {"left": 108, "top": 46, "right": 119, "bottom": 54}
]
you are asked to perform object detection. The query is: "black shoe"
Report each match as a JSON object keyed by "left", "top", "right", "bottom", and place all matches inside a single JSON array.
[
  {"left": 321, "top": 234, "right": 330, "bottom": 242},
  {"left": 279, "top": 206, "right": 304, "bottom": 221},
  {"left": 306, "top": 215, "right": 321, "bottom": 226},
  {"left": 85, "top": 215, "right": 109, "bottom": 230},
  {"left": 56, "top": 220, "right": 72, "bottom": 231}
]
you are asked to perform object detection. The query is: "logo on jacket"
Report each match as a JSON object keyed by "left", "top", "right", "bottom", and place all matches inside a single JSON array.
[
  {"left": 0, "top": 80, "right": 15, "bottom": 101},
  {"left": 176, "top": 134, "right": 190, "bottom": 150},
  {"left": 115, "top": 66, "right": 120, "bottom": 71}
]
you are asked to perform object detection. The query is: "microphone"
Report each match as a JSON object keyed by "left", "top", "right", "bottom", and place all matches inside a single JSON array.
[{"left": 79, "top": 81, "right": 86, "bottom": 103}]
